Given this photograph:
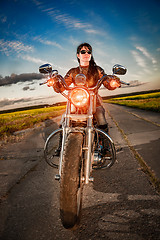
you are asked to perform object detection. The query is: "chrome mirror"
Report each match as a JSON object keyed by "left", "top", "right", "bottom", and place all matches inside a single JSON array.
[
  {"left": 112, "top": 64, "right": 127, "bottom": 75},
  {"left": 39, "top": 64, "right": 52, "bottom": 74}
]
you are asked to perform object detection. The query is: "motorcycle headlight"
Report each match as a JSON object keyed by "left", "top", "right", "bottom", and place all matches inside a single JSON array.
[{"left": 70, "top": 88, "right": 89, "bottom": 108}]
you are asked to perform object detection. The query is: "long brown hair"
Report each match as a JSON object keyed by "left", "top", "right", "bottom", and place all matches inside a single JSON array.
[{"left": 76, "top": 43, "right": 99, "bottom": 80}]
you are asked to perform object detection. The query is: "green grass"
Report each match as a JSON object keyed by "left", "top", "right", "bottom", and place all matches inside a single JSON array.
[
  {"left": 0, "top": 105, "right": 66, "bottom": 140},
  {"left": 1, "top": 91, "right": 159, "bottom": 141},
  {"left": 103, "top": 92, "right": 160, "bottom": 112},
  {"left": 111, "top": 92, "right": 160, "bottom": 100}
]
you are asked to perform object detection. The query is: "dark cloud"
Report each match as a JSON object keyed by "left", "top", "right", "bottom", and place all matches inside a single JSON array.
[
  {"left": 121, "top": 80, "right": 146, "bottom": 88},
  {"left": 0, "top": 97, "right": 33, "bottom": 107},
  {"left": 0, "top": 95, "right": 56, "bottom": 108},
  {"left": 0, "top": 73, "right": 44, "bottom": 86},
  {"left": 22, "top": 86, "right": 30, "bottom": 91},
  {"left": 22, "top": 86, "right": 36, "bottom": 91}
]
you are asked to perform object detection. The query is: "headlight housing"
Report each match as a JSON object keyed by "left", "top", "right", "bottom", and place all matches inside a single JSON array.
[{"left": 70, "top": 88, "right": 89, "bottom": 108}]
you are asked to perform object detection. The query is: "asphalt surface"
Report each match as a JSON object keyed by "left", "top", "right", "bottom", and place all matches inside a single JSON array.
[
  {"left": 0, "top": 104, "right": 160, "bottom": 240},
  {"left": 105, "top": 103, "right": 160, "bottom": 181}
]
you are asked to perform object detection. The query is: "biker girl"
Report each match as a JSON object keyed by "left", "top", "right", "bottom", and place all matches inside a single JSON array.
[
  {"left": 39, "top": 44, "right": 127, "bottom": 229},
  {"left": 49, "top": 42, "right": 121, "bottom": 134}
]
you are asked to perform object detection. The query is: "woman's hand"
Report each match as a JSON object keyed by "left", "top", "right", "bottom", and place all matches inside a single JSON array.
[
  {"left": 103, "top": 75, "right": 121, "bottom": 90},
  {"left": 47, "top": 75, "right": 64, "bottom": 93},
  {"left": 47, "top": 78, "right": 55, "bottom": 87}
]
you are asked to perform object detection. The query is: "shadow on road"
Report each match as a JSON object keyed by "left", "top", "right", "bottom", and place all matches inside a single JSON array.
[
  {"left": 1, "top": 118, "right": 160, "bottom": 240},
  {"left": 73, "top": 196, "right": 160, "bottom": 240},
  {"left": 72, "top": 146, "right": 160, "bottom": 239}
]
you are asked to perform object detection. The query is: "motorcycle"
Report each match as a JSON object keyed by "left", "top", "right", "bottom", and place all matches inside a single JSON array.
[{"left": 39, "top": 64, "right": 128, "bottom": 229}]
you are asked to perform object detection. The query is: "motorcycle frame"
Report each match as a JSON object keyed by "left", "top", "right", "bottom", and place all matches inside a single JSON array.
[
  {"left": 55, "top": 88, "right": 114, "bottom": 184},
  {"left": 40, "top": 64, "right": 127, "bottom": 185}
]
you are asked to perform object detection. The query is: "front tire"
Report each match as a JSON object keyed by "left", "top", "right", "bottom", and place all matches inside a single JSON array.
[{"left": 60, "top": 132, "right": 83, "bottom": 229}]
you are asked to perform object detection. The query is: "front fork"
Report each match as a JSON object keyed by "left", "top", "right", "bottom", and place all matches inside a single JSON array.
[
  {"left": 83, "top": 92, "right": 95, "bottom": 184},
  {"left": 58, "top": 93, "right": 96, "bottom": 184},
  {"left": 83, "top": 127, "right": 94, "bottom": 184},
  {"left": 57, "top": 125, "right": 94, "bottom": 184},
  {"left": 58, "top": 126, "right": 69, "bottom": 177}
]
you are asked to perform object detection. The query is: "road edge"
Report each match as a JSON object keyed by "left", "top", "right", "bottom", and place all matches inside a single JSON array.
[{"left": 106, "top": 109, "right": 160, "bottom": 194}]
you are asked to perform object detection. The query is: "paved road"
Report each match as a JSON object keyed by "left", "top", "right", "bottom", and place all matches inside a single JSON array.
[
  {"left": 0, "top": 104, "right": 160, "bottom": 240},
  {"left": 105, "top": 103, "right": 160, "bottom": 182}
]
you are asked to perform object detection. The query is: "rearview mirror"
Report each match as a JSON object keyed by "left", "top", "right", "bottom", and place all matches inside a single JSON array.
[
  {"left": 112, "top": 64, "right": 127, "bottom": 75},
  {"left": 39, "top": 64, "right": 52, "bottom": 74}
]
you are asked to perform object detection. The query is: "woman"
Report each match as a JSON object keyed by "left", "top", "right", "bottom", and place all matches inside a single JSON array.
[{"left": 52, "top": 42, "right": 120, "bottom": 133}]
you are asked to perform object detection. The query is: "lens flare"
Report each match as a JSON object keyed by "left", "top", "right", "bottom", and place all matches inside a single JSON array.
[
  {"left": 47, "top": 79, "right": 55, "bottom": 87},
  {"left": 109, "top": 80, "right": 119, "bottom": 88}
]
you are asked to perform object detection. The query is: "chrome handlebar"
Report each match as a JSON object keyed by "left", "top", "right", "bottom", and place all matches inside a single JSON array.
[{"left": 39, "top": 75, "right": 130, "bottom": 88}]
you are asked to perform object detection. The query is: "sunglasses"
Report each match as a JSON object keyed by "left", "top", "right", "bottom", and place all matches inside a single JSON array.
[{"left": 80, "top": 50, "right": 92, "bottom": 54}]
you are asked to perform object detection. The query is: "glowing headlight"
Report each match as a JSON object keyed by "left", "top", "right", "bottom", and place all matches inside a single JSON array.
[{"left": 70, "top": 88, "right": 89, "bottom": 108}]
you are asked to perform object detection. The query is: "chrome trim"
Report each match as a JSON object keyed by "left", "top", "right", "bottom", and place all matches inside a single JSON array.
[
  {"left": 44, "top": 128, "right": 63, "bottom": 151},
  {"left": 112, "top": 64, "right": 127, "bottom": 75},
  {"left": 39, "top": 63, "right": 52, "bottom": 74},
  {"left": 59, "top": 126, "right": 68, "bottom": 177},
  {"left": 85, "top": 127, "right": 94, "bottom": 184},
  {"left": 44, "top": 128, "right": 63, "bottom": 168},
  {"left": 95, "top": 128, "right": 116, "bottom": 161}
]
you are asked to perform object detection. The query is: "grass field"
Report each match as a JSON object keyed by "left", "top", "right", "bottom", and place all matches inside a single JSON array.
[
  {"left": 0, "top": 105, "right": 66, "bottom": 141},
  {"left": 1, "top": 91, "right": 159, "bottom": 141},
  {"left": 104, "top": 92, "right": 160, "bottom": 112}
]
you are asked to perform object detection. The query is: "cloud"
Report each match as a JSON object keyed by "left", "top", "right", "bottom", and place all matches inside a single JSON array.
[
  {"left": 136, "top": 46, "right": 157, "bottom": 65},
  {"left": 0, "top": 15, "right": 7, "bottom": 23},
  {"left": 33, "top": 36, "right": 63, "bottom": 49},
  {"left": 22, "top": 86, "right": 30, "bottom": 91},
  {"left": 125, "top": 80, "right": 146, "bottom": 87},
  {"left": 0, "top": 73, "right": 44, "bottom": 86},
  {"left": 0, "top": 39, "right": 33, "bottom": 56},
  {"left": 35, "top": 3, "right": 107, "bottom": 36},
  {"left": 48, "top": 10, "right": 92, "bottom": 31},
  {"left": 22, "top": 86, "right": 36, "bottom": 91},
  {"left": 131, "top": 50, "right": 146, "bottom": 68},
  {"left": 0, "top": 97, "right": 34, "bottom": 107},
  {"left": 19, "top": 54, "right": 67, "bottom": 73},
  {"left": 68, "top": 36, "right": 80, "bottom": 46},
  {"left": 0, "top": 95, "right": 57, "bottom": 109},
  {"left": 131, "top": 45, "right": 158, "bottom": 75},
  {"left": 52, "top": 11, "right": 106, "bottom": 36},
  {"left": 84, "top": 29, "right": 106, "bottom": 36},
  {"left": 0, "top": 39, "right": 47, "bottom": 66},
  {"left": 20, "top": 54, "right": 45, "bottom": 64}
]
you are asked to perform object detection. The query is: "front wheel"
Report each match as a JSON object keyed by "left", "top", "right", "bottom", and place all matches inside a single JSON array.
[{"left": 60, "top": 132, "right": 83, "bottom": 229}]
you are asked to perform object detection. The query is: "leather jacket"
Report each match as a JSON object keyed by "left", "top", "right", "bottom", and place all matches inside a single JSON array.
[
  {"left": 53, "top": 65, "right": 118, "bottom": 106},
  {"left": 64, "top": 65, "right": 105, "bottom": 88}
]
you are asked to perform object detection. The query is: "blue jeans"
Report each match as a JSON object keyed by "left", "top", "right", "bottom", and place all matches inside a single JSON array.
[{"left": 94, "top": 105, "right": 108, "bottom": 133}]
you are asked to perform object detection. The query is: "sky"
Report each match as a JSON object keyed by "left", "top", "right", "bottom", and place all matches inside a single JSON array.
[{"left": 0, "top": 0, "right": 160, "bottom": 110}]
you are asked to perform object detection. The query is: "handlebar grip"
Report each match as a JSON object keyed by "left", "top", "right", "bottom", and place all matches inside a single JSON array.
[
  {"left": 120, "top": 80, "right": 130, "bottom": 85},
  {"left": 39, "top": 81, "right": 48, "bottom": 85}
]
